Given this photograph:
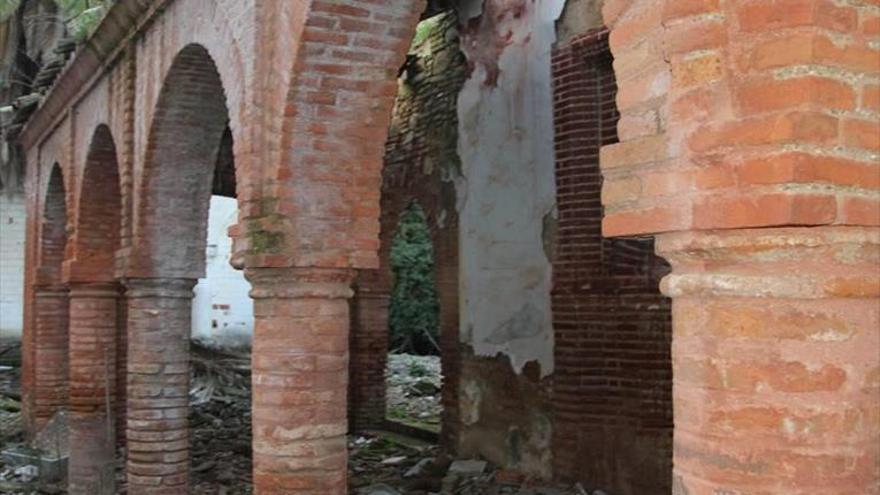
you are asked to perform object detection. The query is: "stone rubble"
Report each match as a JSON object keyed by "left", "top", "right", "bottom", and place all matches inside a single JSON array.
[
  {"left": 0, "top": 345, "right": 613, "bottom": 495},
  {"left": 385, "top": 354, "right": 443, "bottom": 431}
]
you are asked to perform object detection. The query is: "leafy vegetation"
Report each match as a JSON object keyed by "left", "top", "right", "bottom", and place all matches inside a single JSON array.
[
  {"left": 57, "top": 0, "right": 114, "bottom": 40},
  {"left": 389, "top": 204, "right": 440, "bottom": 356},
  {"left": 0, "top": 0, "right": 20, "bottom": 20},
  {"left": 0, "top": 0, "right": 113, "bottom": 40}
]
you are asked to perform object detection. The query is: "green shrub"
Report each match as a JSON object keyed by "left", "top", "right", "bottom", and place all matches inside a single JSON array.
[{"left": 389, "top": 204, "right": 440, "bottom": 355}]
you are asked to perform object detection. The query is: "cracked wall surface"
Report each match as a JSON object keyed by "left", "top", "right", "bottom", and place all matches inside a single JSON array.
[{"left": 456, "top": 0, "right": 566, "bottom": 377}]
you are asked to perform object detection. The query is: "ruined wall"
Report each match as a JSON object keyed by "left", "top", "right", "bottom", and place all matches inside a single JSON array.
[
  {"left": 457, "top": 0, "right": 562, "bottom": 376},
  {"left": 550, "top": 27, "right": 673, "bottom": 494},
  {"left": 349, "top": 11, "right": 465, "bottom": 434},
  {"left": 451, "top": 0, "right": 565, "bottom": 478}
]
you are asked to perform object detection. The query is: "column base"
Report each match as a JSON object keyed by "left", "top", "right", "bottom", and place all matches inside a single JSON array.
[
  {"left": 658, "top": 226, "right": 879, "bottom": 495},
  {"left": 247, "top": 267, "right": 354, "bottom": 495},
  {"left": 125, "top": 278, "right": 195, "bottom": 495}
]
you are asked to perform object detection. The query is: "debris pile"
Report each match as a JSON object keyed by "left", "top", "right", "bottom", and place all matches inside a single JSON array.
[
  {"left": 1, "top": 347, "right": 67, "bottom": 494},
  {"left": 385, "top": 354, "right": 442, "bottom": 431},
  {"left": 0, "top": 343, "right": 612, "bottom": 495},
  {"left": 349, "top": 432, "right": 605, "bottom": 495},
  {"left": 189, "top": 342, "right": 253, "bottom": 494}
]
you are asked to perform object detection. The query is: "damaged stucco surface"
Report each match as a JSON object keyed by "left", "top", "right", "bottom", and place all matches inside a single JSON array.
[{"left": 456, "top": 0, "right": 564, "bottom": 376}]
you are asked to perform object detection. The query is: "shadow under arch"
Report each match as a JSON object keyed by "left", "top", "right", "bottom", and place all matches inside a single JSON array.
[
  {"left": 70, "top": 124, "right": 122, "bottom": 279},
  {"left": 65, "top": 123, "right": 126, "bottom": 495},
  {"left": 25, "top": 163, "right": 70, "bottom": 435},
  {"left": 130, "top": 43, "right": 236, "bottom": 280}
]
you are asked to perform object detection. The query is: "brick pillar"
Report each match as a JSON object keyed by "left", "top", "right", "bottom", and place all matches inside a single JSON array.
[
  {"left": 658, "top": 227, "right": 879, "bottom": 494},
  {"left": 349, "top": 283, "right": 390, "bottom": 431},
  {"left": 247, "top": 267, "right": 353, "bottom": 495},
  {"left": 68, "top": 282, "right": 119, "bottom": 495},
  {"left": 116, "top": 290, "right": 128, "bottom": 447},
  {"left": 31, "top": 284, "right": 69, "bottom": 431},
  {"left": 125, "top": 277, "right": 195, "bottom": 494}
]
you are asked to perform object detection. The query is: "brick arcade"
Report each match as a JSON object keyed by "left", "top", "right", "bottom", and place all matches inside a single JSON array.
[{"left": 13, "top": 0, "right": 880, "bottom": 494}]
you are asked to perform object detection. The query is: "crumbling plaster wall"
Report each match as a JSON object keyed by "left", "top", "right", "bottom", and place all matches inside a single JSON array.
[
  {"left": 451, "top": 0, "right": 565, "bottom": 478},
  {"left": 456, "top": 0, "right": 565, "bottom": 377}
]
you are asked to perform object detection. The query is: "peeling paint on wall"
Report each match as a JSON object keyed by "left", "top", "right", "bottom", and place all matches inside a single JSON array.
[{"left": 456, "top": 0, "right": 565, "bottom": 377}]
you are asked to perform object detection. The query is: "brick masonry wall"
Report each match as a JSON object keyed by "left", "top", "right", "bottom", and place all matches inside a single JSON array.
[
  {"left": 28, "top": 165, "right": 69, "bottom": 431},
  {"left": 600, "top": 0, "right": 880, "bottom": 236},
  {"left": 349, "top": 11, "right": 465, "bottom": 440},
  {"left": 550, "top": 30, "right": 673, "bottom": 494},
  {"left": 66, "top": 125, "right": 120, "bottom": 283}
]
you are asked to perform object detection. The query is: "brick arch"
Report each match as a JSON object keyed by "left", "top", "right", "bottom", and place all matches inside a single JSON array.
[
  {"left": 260, "top": 0, "right": 425, "bottom": 270},
  {"left": 67, "top": 124, "right": 122, "bottom": 282},
  {"left": 129, "top": 43, "right": 236, "bottom": 279},
  {"left": 38, "top": 164, "right": 68, "bottom": 285},
  {"left": 27, "top": 162, "right": 71, "bottom": 433}
]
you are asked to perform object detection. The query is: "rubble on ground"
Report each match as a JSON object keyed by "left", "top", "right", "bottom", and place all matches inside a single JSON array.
[
  {"left": 189, "top": 342, "right": 253, "bottom": 495},
  {"left": 0, "top": 348, "right": 65, "bottom": 494},
  {"left": 349, "top": 431, "right": 603, "bottom": 495},
  {"left": 385, "top": 354, "right": 442, "bottom": 431},
  {"left": 0, "top": 344, "right": 611, "bottom": 495}
]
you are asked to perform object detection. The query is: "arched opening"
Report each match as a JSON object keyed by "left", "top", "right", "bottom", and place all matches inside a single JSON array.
[
  {"left": 347, "top": 7, "right": 464, "bottom": 487},
  {"left": 29, "top": 164, "right": 69, "bottom": 431},
  {"left": 385, "top": 203, "right": 443, "bottom": 433},
  {"left": 127, "top": 44, "right": 252, "bottom": 493},
  {"left": 40, "top": 165, "right": 67, "bottom": 284},
  {"left": 66, "top": 125, "right": 123, "bottom": 494}
]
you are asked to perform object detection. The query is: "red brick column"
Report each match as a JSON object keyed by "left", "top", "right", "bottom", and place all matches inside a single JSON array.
[
  {"left": 658, "top": 227, "right": 879, "bottom": 494},
  {"left": 247, "top": 267, "right": 353, "bottom": 495},
  {"left": 598, "top": 0, "right": 880, "bottom": 492},
  {"left": 116, "top": 290, "right": 128, "bottom": 447},
  {"left": 68, "top": 282, "right": 120, "bottom": 495},
  {"left": 124, "top": 277, "right": 195, "bottom": 494},
  {"left": 349, "top": 282, "right": 390, "bottom": 431},
  {"left": 30, "top": 284, "right": 69, "bottom": 431}
]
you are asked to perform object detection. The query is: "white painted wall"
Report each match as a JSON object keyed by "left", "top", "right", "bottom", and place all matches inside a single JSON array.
[
  {"left": 191, "top": 196, "right": 253, "bottom": 347},
  {"left": 0, "top": 192, "right": 25, "bottom": 340},
  {"left": 456, "top": 0, "right": 564, "bottom": 377}
]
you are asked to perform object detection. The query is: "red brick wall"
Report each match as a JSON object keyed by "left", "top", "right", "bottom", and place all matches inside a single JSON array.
[
  {"left": 600, "top": 0, "right": 880, "bottom": 236},
  {"left": 550, "top": 30, "right": 673, "bottom": 495}
]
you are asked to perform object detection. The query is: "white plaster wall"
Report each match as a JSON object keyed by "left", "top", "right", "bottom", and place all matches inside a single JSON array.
[
  {"left": 192, "top": 196, "right": 253, "bottom": 347},
  {"left": 457, "top": 0, "right": 565, "bottom": 376},
  {"left": 0, "top": 192, "right": 25, "bottom": 339}
]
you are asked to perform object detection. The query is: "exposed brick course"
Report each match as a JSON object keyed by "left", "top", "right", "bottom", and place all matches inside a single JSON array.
[
  {"left": 247, "top": 267, "right": 354, "bottom": 495},
  {"left": 125, "top": 277, "right": 196, "bottom": 495},
  {"left": 598, "top": 0, "right": 880, "bottom": 493},
  {"left": 659, "top": 227, "right": 880, "bottom": 494},
  {"left": 601, "top": 0, "right": 880, "bottom": 236},
  {"left": 67, "top": 282, "right": 120, "bottom": 495},
  {"left": 551, "top": 30, "right": 673, "bottom": 494}
]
